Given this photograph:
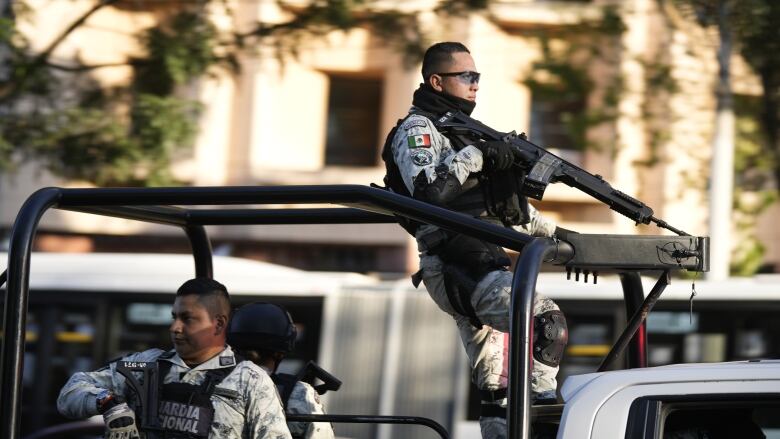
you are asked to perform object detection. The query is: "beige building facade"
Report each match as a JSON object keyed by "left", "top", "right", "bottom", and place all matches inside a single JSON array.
[{"left": 2, "top": 0, "right": 777, "bottom": 273}]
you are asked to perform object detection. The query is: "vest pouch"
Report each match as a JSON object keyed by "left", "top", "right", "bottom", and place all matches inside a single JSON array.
[
  {"left": 157, "top": 382, "right": 215, "bottom": 438},
  {"left": 481, "top": 169, "right": 530, "bottom": 227}
]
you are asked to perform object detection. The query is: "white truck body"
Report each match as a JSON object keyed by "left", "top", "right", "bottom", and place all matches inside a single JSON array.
[{"left": 555, "top": 360, "right": 780, "bottom": 438}]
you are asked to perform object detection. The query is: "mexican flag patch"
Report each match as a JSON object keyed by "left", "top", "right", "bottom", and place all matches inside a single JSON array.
[{"left": 407, "top": 134, "right": 431, "bottom": 148}]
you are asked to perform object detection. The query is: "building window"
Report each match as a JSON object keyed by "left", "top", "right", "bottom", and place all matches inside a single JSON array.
[
  {"left": 324, "top": 75, "right": 383, "bottom": 166},
  {"left": 529, "top": 94, "right": 584, "bottom": 165}
]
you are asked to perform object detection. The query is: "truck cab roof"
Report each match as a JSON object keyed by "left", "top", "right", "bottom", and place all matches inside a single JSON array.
[{"left": 562, "top": 359, "right": 780, "bottom": 402}]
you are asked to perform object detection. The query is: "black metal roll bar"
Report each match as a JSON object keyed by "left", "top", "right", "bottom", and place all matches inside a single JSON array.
[
  {"left": 17, "top": 414, "right": 449, "bottom": 439},
  {"left": 286, "top": 414, "right": 450, "bottom": 439},
  {"left": 1, "top": 184, "right": 707, "bottom": 439},
  {"left": 598, "top": 271, "right": 670, "bottom": 372}
]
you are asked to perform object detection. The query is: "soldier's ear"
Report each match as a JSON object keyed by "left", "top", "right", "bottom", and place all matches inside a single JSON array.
[
  {"left": 214, "top": 314, "right": 228, "bottom": 335},
  {"left": 429, "top": 74, "right": 444, "bottom": 92}
]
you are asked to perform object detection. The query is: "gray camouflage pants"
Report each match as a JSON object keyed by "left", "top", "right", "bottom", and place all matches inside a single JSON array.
[{"left": 419, "top": 254, "right": 561, "bottom": 439}]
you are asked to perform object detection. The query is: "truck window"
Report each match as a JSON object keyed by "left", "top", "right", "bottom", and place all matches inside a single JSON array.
[{"left": 662, "top": 402, "right": 780, "bottom": 439}]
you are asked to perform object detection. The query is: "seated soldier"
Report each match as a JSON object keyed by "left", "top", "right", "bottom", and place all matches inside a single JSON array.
[
  {"left": 57, "top": 278, "right": 291, "bottom": 439},
  {"left": 228, "top": 302, "right": 335, "bottom": 439}
]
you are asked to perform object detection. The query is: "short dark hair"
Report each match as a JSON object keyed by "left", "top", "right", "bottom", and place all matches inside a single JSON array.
[
  {"left": 176, "top": 277, "right": 231, "bottom": 317},
  {"left": 422, "top": 42, "right": 470, "bottom": 80}
]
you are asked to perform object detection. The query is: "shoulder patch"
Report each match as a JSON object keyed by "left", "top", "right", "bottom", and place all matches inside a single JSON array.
[
  {"left": 219, "top": 356, "right": 236, "bottom": 367},
  {"left": 407, "top": 134, "right": 431, "bottom": 148},
  {"left": 410, "top": 149, "right": 433, "bottom": 166},
  {"left": 402, "top": 119, "right": 428, "bottom": 130}
]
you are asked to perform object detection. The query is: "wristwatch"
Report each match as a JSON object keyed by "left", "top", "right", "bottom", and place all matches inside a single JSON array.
[{"left": 95, "top": 389, "right": 115, "bottom": 414}]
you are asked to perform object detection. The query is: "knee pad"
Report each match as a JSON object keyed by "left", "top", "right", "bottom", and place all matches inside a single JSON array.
[{"left": 533, "top": 310, "right": 568, "bottom": 367}]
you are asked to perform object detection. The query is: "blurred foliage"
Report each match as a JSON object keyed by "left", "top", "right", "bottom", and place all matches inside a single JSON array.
[
  {"left": 0, "top": 1, "right": 208, "bottom": 186},
  {"left": 521, "top": 5, "right": 626, "bottom": 153},
  {"left": 0, "top": 0, "right": 487, "bottom": 186},
  {"left": 732, "top": 0, "right": 780, "bottom": 194},
  {"left": 668, "top": 0, "right": 780, "bottom": 274},
  {"left": 136, "top": 11, "right": 221, "bottom": 95}
]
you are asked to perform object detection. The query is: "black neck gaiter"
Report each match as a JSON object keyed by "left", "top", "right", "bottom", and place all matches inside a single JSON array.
[{"left": 412, "top": 83, "right": 476, "bottom": 117}]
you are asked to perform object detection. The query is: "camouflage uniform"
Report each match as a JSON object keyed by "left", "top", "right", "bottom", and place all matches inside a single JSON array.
[
  {"left": 391, "top": 111, "right": 562, "bottom": 439},
  {"left": 285, "top": 381, "right": 333, "bottom": 439},
  {"left": 57, "top": 346, "right": 292, "bottom": 439}
]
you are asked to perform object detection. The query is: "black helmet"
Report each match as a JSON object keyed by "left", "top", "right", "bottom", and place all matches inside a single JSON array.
[{"left": 228, "top": 302, "right": 297, "bottom": 353}]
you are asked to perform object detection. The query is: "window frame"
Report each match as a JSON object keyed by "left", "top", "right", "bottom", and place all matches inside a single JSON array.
[
  {"left": 323, "top": 73, "right": 385, "bottom": 167},
  {"left": 624, "top": 393, "right": 780, "bottom": 439}
]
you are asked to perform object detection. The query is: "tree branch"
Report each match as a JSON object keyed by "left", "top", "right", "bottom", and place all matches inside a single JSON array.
[
  {"left": 0, "top": 0, "right": 122, "bottom": 102},
  {"left": 45, "top": 60, "right": 144, "bottom": 72},
  {"left": 33, "top": 0, "right": 121, "bottom": 66}
]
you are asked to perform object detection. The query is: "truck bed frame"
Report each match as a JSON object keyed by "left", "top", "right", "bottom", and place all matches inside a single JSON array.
[{"left": 0, "top": 184, "right": 709, "bottom": 439}]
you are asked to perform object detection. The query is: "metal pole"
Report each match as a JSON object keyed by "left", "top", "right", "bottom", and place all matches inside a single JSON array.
[
  {"left": 619, "top": 272, "right": 647, "bottom": 368},
  {"left": 184, "top": 225, "right": 213, "bottom": 278},
  {"left": 508, "top": 238, "right": 572, "bottom": 439},
  {"left": 598, "top": 271, "right": 670, "bottom": 372},
  {"left": 1, "top": 188, "right": 61, "bottom": 439},
  {"left": 377, "top": 282, "right": 408, "bottom": 439},
  {"left": 707, "top": 0, "right": 735, "bottom": 281}
]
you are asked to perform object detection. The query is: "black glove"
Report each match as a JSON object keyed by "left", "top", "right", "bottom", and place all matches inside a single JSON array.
[
  {"left": 478, "top": 140, "right": 515, "bottom": 171},
  {"left": 554, "top": 226, "right": 578, "bottom": 242}
]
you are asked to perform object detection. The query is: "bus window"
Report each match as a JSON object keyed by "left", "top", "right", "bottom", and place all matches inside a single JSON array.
[
  {"left": 116, "top": 301, "right": 173, "bottom": 355},
  {"left": 558, "top": 301, "right": 620, "bottom": 377},
  {"left": 22, "top": 303, "right": 98, "bottom": 434}
]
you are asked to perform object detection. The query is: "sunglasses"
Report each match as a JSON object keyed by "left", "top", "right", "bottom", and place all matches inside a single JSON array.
[{"left": 435, "top": 70, "right": 481, "bottom": 84}]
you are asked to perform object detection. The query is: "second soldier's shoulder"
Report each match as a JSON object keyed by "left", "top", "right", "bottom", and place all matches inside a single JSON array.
[
  {"left": 292, "top": 380, "right": 316, "bottom": 395},
  {"left": 289, "top": 380, "right": 324, "bottom": 408}
]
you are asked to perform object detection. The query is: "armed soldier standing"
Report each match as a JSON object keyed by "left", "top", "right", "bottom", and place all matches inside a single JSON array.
[
  {"left": 381, "top": 42, "right": 570, "bottom": 439},
  {"left": 57, "top": 278, "right": 292, "bottom": 439},
  {"left": 228, "top": 302, "right": 335, "bottom": 439}
]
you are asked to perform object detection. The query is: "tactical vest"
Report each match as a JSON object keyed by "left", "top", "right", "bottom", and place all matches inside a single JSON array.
[
  {"left": 152, "top": 357, "right": 235, "bottom": 439},
  {"left": 381, "top": 109, "right": 529, "bottom": 234}
]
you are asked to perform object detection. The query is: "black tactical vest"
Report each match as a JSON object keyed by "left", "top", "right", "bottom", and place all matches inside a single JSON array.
[
  {"left": 381, "top": 110, "right": 528, "bottom": 233},
  {"left": 154, "top": 359, "right": 235, "bottom": 438}
]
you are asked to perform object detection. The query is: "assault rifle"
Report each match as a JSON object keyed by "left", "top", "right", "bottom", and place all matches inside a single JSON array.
[{"left": 434, "top": 110, "right": 689, "bottom": 236}]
